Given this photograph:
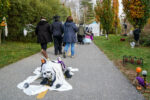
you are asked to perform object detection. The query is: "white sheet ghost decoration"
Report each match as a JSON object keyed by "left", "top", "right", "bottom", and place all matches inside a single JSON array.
[{"left": 17, "top": 58, "right": 79, "bottom": 96}]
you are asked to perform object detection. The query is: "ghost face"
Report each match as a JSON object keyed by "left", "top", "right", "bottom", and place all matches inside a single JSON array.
[
  {"left": 42, "top": 63, "right": 53, "bottom": 79},
  {"left": 42, "top": 71, "right": 53, "bottom": 79}
]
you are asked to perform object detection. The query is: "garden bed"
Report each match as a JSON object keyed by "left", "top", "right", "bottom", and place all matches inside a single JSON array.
[{"left": 94, "top": 35, "right": 150, "bottom": 99}]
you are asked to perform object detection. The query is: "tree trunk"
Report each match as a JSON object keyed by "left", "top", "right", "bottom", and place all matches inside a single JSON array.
[
  {"left": 137, "top": 40, "right": 140, "bottom": 46},
  {"left": 106, "top": 31, "right": 108, "bottom": 40},
  {"left": 0, "top": 29, "right": 2, "bottom": 44},
  {"left": 115, "top": 26, "right": 117, "bottom": 35}
]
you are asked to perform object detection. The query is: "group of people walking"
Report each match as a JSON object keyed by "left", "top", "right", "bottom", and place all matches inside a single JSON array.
[{"left": 35, "top": 16, "right": 78, "bottom": 60}]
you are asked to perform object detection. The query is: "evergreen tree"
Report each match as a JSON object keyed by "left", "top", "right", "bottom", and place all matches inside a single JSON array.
[
  {"left": 0, "top": 0, "right": 10, "bottom": 22},
  {"left": 0, "top": 0, "right": 10, "bottom": 44},
  {"left": 6, "top": 0, "right": 69, "bottom": 42},
  {"left": 95, "top": 0, "right": 114, "bottom": 39},
  {"left": 81, "top": 0, "right": 95, "bottom": 24}
]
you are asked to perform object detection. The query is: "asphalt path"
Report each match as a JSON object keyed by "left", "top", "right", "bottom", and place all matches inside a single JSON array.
[{"left": 0, "top": 42, "right": 145, "bottom": 100}]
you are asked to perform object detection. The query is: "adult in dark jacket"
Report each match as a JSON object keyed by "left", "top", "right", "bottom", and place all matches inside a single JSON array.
[
  {"left": 123, "top": 23, "right": 127, "bottom": 36},
  {"left": 63, "top": 16, "right": 78, "bottom": 58},
  {"left": 52, "top": 15, "right": 63, "bottom": 55},
  {"left": 133, "top": 27, "right": 141, "bottom": 45},
  {"left": 35, "top": 17, "right": 52, "bottom": 59},
  {"left": 133, "top": 28, "right": 141, "bottom": 41},
  {"left": 77, "top": 23, "right": 85, "bottom": 44}
]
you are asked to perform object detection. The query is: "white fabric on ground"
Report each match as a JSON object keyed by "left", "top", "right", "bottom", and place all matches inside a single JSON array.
[
  {"left": 17, "top": 75, "right": 41, "bottom": 90},
  {"left": 17, "top": 60, "right": 78, "bottom": 95},
  {"left": 24, "top": 85, "right": 49, "bottom": 96},
  {"left": 68, "top": 67, "right": 79, "bottom": 72}
]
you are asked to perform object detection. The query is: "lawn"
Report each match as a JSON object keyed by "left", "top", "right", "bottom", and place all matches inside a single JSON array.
[
  {"left": 94, "top": 35, "right": 150, "bottom": 81},
  {"left": 0, "top": 41, "right": 53, "bottom": 68}
]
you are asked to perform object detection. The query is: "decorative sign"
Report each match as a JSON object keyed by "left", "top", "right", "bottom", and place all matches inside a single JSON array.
[{"left": 123, "top": 55, "right": 143, "bottom": 66}]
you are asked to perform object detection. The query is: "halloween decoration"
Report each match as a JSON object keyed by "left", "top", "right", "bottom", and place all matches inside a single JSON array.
[
  {"left": 17, "top": 58, "right": 79, "bottom": 97},
  {"left": 130, "top": 42, "right": 135, "bottom": 48},
  {"left": 120, "top": 38, "right": 125, "bottom": 41},
  {"left": 133, "top": 68, "right": 150, "bottom": 93},
  {"left": 123, "top": 55, "right": 143, "bottom": 66},
  {"left": 133, "top": 28, "right": 141, "bottom": 42},
  {"left": 136, "top": 67, "right": 142, "bottom": 74}
]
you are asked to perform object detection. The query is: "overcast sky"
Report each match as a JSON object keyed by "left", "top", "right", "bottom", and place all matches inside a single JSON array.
[
  {"left": 62, "top": 0, "right": 124, "bottom": 17},
  {"left": 93, "top": 0, "right": 124, "bottom": 17},
  {"left": 119, "top": 0, "right": 123, "bottom": 16},
  {"left": 88, "top": 0, "right": 124, "bottom": 17}
]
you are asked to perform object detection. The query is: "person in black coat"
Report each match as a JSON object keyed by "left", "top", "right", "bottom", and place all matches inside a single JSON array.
[
  {"left": 133, "top": 28, "right": 141, "bottom": 41},
  {"left": 35, "top": 17, "right": 52, "bottom": 59},
  {"left": 133, "top": 27, "right": 141, "bottom": 45},
  {"left": 51, "top": 15, "right": 63, "bottom": 55},
  {"left": 123, "top": 23, "right": 127, "bottom": 36}
]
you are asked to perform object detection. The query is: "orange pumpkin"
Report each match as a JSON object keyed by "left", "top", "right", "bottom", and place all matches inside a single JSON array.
[
  {"left": 136, "top": 67, "right": 142, "bottom": 73},
  {"left": 41, "top": 59, "right": 46, "bottom": 64}
]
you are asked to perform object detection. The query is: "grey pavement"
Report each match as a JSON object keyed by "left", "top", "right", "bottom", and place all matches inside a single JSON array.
[{"left": 0, "top": 42, "right": 145, "bottom": 100}]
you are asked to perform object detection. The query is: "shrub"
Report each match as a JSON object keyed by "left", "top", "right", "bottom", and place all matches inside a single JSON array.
[
  {"left": 140, "top": 32, "right": 150, "bottom": 46},
  {"left": 6, "top": 0, "right": 69, "bottom": 42}
]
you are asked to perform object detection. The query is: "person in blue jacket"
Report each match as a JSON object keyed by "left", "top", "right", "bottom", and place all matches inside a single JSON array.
[{"left": 63, "top": 16, "right": 78, "bottom": 58}]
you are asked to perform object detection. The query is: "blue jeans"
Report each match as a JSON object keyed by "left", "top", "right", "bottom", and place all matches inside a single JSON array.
[{"left": 64, "top": 43, "right": 75, "bottom": 56}]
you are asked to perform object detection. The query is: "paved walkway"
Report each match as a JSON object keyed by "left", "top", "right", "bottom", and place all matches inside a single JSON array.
[{"left": 0, "top": 42, "right": 145, "bottom": 100}]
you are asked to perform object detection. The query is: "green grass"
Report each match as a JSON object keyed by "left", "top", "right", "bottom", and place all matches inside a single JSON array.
[
  {"left": 0, "top": 41, "right": 53, "bottom": 68},
  {"left": 94, "top": 35, "right": 150, "bottom": 81}
]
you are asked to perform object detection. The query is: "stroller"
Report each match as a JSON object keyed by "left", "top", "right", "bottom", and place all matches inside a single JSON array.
[
  {"left": 77, "top": 34, "right": 84, "bottom": 44},
  {"left": 83, "top": 27, "right": 93, "bottom": 44}
]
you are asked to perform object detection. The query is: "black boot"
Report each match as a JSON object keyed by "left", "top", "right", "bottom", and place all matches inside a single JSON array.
[{"left": 64, "top": 70, "right": 72, "bottom": 78}]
